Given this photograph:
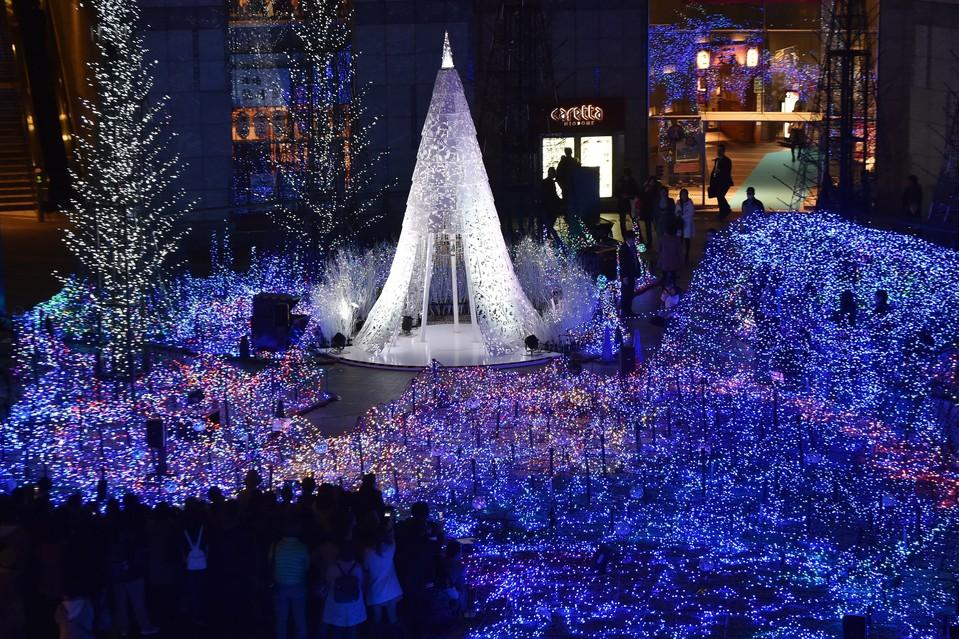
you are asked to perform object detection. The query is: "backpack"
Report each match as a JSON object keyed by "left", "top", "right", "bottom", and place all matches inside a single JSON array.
[
  {"left": 332, "top": 561, "right": 360, "bottom": 603},
  {"left": 184, "top": 526, "right": 207, "bottom": 572}
]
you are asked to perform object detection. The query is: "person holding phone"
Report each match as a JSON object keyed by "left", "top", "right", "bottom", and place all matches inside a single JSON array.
[{"left": 364, "top": 512, "right": 403, "bottom": 629}]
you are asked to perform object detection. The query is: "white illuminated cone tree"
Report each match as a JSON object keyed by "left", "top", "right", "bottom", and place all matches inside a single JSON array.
[{"left": 356, "top": 33, "right": 543, "bottom": 355}]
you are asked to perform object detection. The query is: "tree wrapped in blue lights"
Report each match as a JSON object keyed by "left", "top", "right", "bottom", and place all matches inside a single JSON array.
[
  {"left": 6, "top": 212, "right": 959, "bottom": 637},
  {"left": 64, "top": 0, "right": 191, "bottom": 379},
  {"left": 648, "top": 8, "right": 739, "bottom": 111}
]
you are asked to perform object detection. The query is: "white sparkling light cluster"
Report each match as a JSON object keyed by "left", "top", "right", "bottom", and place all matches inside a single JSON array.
[
  {"left": 63, "top": 0, "right": 191, "bottom": 378},
  {"left": 277, "top": 0, "right": 387, "bottom": 254}
]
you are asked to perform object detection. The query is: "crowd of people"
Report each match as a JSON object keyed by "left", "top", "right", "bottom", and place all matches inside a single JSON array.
[{"left": 0, "top": 472, "right": 467, "bottom": 639}]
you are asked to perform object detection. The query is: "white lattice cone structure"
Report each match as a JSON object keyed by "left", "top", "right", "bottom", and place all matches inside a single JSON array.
[{"left": 355, "top": 33, "right": 544, "bottom": 356}]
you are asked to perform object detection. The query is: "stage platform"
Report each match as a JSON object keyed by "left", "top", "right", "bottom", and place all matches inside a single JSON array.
[{"left": 324, "top": 323, "right": 560, "bottom": 370}]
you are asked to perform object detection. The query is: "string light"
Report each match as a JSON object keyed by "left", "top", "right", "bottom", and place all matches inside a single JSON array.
[
  {"left": 8, "top": 184, "right": 959, "bottom": 635},
  {"left": 63, "top": 0, "right": 191, "bottom": 379},
  {"left": 275, "top": 0, "right": 387, "bottom": 255}
]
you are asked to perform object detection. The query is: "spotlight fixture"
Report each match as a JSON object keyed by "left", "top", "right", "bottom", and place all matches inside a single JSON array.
[
  {"left": 524, "top": 334, "right": 540, "bottom": 353},
  {"left": 401, "top": 315, "right": 413, "bottom": 335}
]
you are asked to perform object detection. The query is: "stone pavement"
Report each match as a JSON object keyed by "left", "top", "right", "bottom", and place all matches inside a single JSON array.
[{"left": 302, "top": 210, "right": 722, "bottom": 436}]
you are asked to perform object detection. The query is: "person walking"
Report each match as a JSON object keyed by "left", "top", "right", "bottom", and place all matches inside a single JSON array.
[
  {"left": 741, "top": 187, "right": 766, "bottom": 216},
  {"left": 180, "top": 498, "right": 209, "bottom": 629},
  {"left": 788, "top": 123, "right": 805, "bottom": 162},
  {"left": 0, "top": 495, "right": 29, "bottom": 639},
  {"left": 666, "top": 120, "right": 685, "bottom": 181},
  {"left": 677, "top": 188, "right": 695, "bottom": 262},
  {"left": 615, "top": 168, "right": 639, "bottom": 239},
  {"left": 270, "top": 521, "right": 310, "bottom": 639},
  {"left": 709, "top": 143, "right": 734, "bottom": 220}
]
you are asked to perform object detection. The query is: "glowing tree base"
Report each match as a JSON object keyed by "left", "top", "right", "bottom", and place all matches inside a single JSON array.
[{"left": 331, "top": 323, "right": 559, "bottom": 369}]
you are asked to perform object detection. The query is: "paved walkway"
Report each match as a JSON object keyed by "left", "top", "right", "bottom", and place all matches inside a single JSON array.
[
  {"left": 303, "top": 210, "right": 723, "bottom": 437},
  {"left": 304, "top": 362, "right": 417, "bottom": 436}
]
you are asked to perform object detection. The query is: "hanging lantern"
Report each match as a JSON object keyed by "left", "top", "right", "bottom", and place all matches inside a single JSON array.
[
  {"left": 696, "top": 50, "right": 710, "bottom": 70},
  {"left": 746, "top": 47, "right": 760, "bottom": 68}
]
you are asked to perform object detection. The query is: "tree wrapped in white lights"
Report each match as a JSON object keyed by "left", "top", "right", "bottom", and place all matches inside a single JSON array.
[
  {"left": 356, "top": 34, "right": 544, "bottom": 356},
  {"left": 279, "top": 0, "right": 385, "bottom": 255},
  {"left": 64, "top": 0, "right": 190, "bottom": 379}
]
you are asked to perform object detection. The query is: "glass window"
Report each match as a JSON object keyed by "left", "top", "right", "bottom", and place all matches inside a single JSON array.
[
  {"left": 580, "top": 136, "right": 613, "bottom": 198},
  {"left": 542, "top": 136, "right": 575, "bottom": 178}
]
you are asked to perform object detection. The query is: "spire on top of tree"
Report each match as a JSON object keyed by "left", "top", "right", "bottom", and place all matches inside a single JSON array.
[{"left": 441, "top": 31, "right": 454, "bottom": 69}]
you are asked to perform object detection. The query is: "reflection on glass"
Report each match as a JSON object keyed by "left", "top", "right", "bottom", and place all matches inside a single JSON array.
[
  {"left": 542, "top": 137, "right": 574, "bottom": 177},
  {"left": 580, "top": 136, "right": 613, "bottom": 198},
  {"left": 542, "top": 137, "right": 574, "bottom": 198}
]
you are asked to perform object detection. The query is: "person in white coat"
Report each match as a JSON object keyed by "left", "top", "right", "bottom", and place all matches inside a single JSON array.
[
  {"left": 678, "top": 188, "right": 695, "bottom": 262},
  {"left": 363, "top": 515, "right": 403, "bottom": 628}
]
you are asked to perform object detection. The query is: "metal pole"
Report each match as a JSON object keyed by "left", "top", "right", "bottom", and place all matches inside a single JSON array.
[
  {"left": 419, "top": 233, "right": 435, "bottom": 342},
  {"left": 450, "top": 234, "right": 460, "bottom": 331},
  {"left": 461, "top": 239, "right": 482, "bottom": 344}
]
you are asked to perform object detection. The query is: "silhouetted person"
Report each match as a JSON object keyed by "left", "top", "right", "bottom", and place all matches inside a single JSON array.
[
  {"left": 271, "top": 519, "right": 309, "bottom": 639},
  {"left": 741, "top": 187, "right": 765, "bottom": 216},
  {"left": 709, "top": 143, "right": 733, "bottom": 220},
  {"left": 395, "top": 502, "right": 440, "bottom": 639},
  {"left": 873, "top": 289, "right": 890, "bottom": 317},
  {"left": 616, "top": 168, "right": 639, "bottom": 238},
  {"left": 555, "top": 148, "right": 579, "bottom": 201},
  {"left": 538, "top": 167, "right": 563, "bottom": 245},
  {"left": 902, "top": 175, "right": 922, "bottom": 219},
  {"left": 639, "top": 176, "right": 659, "bottom": 248},
  {"left": 618, "top": 231, "right": 640, "bottom": 317},
  {"left": 653, "top": 185, "right": 676, "bottom": 241},
  {"left": 788, "top": 123, "right": 806, "bottom": 162},
  {"left": 677, "top": 188, "right": 695, "bottom": 262},
  {"left": 656, "top": 218, "right": 683, "bottom": 287},
  {"left": 835, "top": 290, "right": 858, "bottom": 327}
]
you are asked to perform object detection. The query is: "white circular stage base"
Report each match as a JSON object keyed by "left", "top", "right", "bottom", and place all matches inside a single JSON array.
[{"left": 326, "top": 323, "right": 560, "bottom": 370}]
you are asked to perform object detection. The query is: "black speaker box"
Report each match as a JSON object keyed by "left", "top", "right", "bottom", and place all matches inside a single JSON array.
[
  {"left": 146, "top": 418, "right": 165, "bottom": 449},
  {"left": 842, "top": 615, "right": 867, "bottom": 639}
]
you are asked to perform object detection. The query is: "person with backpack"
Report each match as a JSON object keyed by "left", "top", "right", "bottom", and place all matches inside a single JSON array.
[
  {"left": 270, "top": 520, "right": 310, "bottom": 639},
  {"left": 181, "top": 498, "right": 209, "bottom": 629},
  {"left": 321, "top": 543, "right": 366, "bottom": 638}
]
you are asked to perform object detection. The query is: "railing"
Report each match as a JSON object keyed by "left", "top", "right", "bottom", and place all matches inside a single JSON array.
[{"left": 0, "top": 2, "right": 44, "bottom": 179}]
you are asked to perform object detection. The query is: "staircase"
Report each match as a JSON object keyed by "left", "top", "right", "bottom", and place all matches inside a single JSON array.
[{"left": 0, "top": 27, "right": 38, "bottom": 214}]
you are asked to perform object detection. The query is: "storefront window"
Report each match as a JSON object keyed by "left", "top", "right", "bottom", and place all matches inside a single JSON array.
[
  {"left": 542, "top": 137, "right": 574, "bottom": 178},
  {"left": 580, "top": 136, "right": 613, "bottom": 198},
  {"left": 542, "top": 135, "right": 613, "bottom": 199}
]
